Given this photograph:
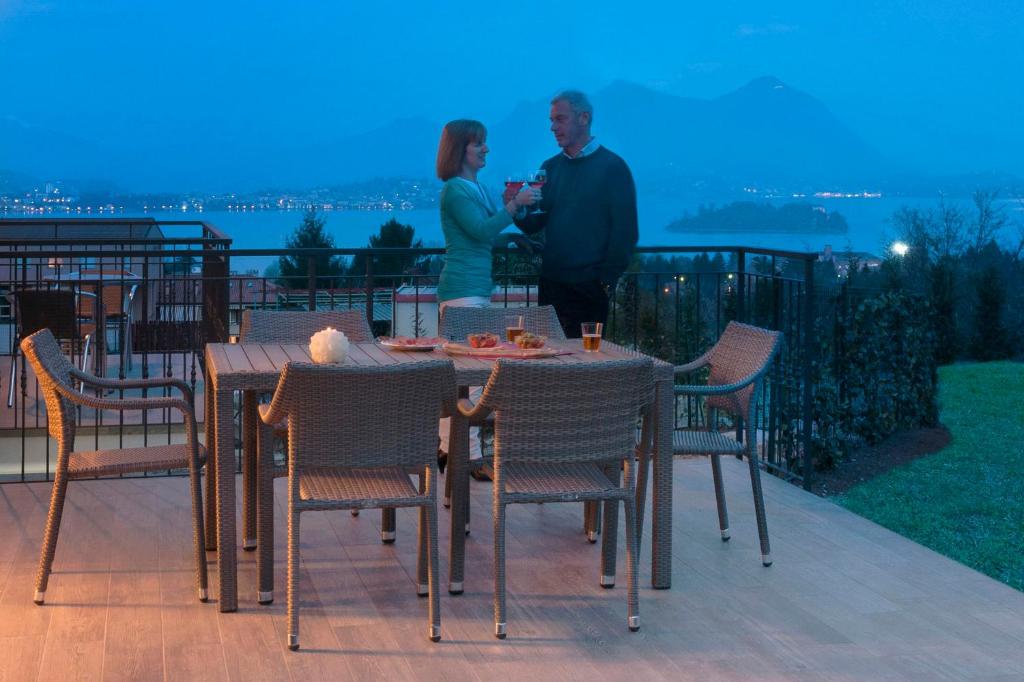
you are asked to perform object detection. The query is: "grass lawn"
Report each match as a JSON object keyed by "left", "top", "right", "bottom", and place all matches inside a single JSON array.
[{"left": 838, "top": 361, "right": 1024, "bottom": 590}]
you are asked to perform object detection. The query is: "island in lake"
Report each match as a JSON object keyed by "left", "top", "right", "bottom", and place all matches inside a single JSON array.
[{"left": 667, "top": 201, "right": 849, "bottom": 234}]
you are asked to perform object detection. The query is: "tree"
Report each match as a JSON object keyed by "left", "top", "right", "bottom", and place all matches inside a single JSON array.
[
  {"left": 970, "top": 264, "right": 1010, "bottom": 360},
  {"left": 276, "top": 209, "right": 345, "bottom": 289},
  {"left": 348, "top": 218, "right": 425, "bottom": 289},
  {"left": 970, "top": 189, "right": 1008, "bottom": 252}
]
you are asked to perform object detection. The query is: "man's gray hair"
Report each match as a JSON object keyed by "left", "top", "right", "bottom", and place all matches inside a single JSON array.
[{"left": 551, "top": 90, "right": 593, "bottom": 120}]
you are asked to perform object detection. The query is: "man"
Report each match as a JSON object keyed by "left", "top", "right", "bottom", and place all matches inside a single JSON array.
[{"left": 511, "top": 90, "right": 638, "bottom": 338}]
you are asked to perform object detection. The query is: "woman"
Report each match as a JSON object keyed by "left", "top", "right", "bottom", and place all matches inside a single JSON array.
[{"left": 435, "top": 119, "right": 538, "bottom": 467}]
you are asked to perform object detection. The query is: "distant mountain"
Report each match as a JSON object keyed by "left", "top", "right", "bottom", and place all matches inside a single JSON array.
[
  {"left": 0, "top": 78, "right": 1008, "bottom": 194},
  {"left": 489, "top": 77, "right": 891, "bottom": 190}
]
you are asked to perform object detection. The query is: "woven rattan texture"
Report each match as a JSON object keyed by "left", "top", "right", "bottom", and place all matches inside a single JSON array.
[
  {"left": 672, "top": 429, "right": 746, "bottom": 455},
  {"left": 240, "top": 309, "right": 374, "bottom": 343},
  {"left": 298, "top": 466, "right": 426, "bottom": 508},
  {"left": 438, "top": 305, "right": 566, "bottom": 341},
  {"left": 68, "top": 444, "right": 205, "bottom": 477},
  {"left": 703, "top": 322, "right": 782, "bottom": 417}
]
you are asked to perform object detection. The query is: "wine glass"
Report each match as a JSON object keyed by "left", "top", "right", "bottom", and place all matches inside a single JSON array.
[
  {"left": 527, "top": 169, "right": 546, "bottom": 214},
  {"left": 504, "top": 174, "right": 525, "bottom": 199}
]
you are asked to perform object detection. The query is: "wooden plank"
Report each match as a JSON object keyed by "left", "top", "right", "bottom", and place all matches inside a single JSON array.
[{"left": 242, "top": 344, "right": 278, "bottom": 373}]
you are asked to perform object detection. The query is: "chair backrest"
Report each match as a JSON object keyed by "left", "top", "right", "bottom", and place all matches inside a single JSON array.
[
  {"left": 476, "top": 358, "right": 653, "bottom": 468},
  {"left": 266, "top": 360, "right": 455, "bottom": 471},
  {"left": 20, "top": 328, "right": 78, "bottom": 443},
  {"left": 12, "top": 289, "right": 78, "bottom": 341},
  {"left": 705, "top": 322, "right": 783, "bottom": 418},
  {"left": 239, "top": 309, "right": 374, "bottom": 344},
  {"left": 76, "top": 271, "right": 138, "bottom": 319},
  {"left": 438, "top": 305, "right": 566, "bottom": 341}
]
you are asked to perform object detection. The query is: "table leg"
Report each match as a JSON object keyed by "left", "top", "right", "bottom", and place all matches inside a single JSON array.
[
  {"left": 215, "top": 387, "right": 238, "bottom": 611},
  {"left": 204, "top": 376, "right": 217, "bottom": 550},
  {"left": 651, "top": 378, "right": 673, "bottom": 589},
  {"left": 447, "top": 408, "right": 469, "bottom": 594}
]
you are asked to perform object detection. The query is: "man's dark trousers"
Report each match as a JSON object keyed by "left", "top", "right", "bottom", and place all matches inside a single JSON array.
[{"left": 538, "top": 277, "right": 609, "bottom": 339}]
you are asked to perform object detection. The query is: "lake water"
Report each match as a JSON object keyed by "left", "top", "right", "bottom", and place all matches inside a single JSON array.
[{"left": 151, "top": 194, "right": 1017, "bottom": 273}]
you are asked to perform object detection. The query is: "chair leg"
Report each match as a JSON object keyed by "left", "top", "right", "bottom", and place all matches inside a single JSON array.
[
  {"left": 634, "top": 451, "right": 650, "bottom": 556},
  {"left": 584, "top": 501, "right": 601, "bottom": 542},
  {"left": 7, "top": 348, "right": 17, "bottom": 408},
  {"left": 426, "top": 496, "right": 442, "bottom": 642},
  {"left": 417, "top": 476, "right": 428, "bottom": 597},
  {"left": 241, "top": 391, "right": 257, "bottom": 551},
  {"left": 34, "top": 467, "right": 71, "bottom": 605},
  {"left": 381, "top": 508, "right": 396, "bottom": 543},
  {"left": 493, "top": 501, "right": 507, "bottom": 639},
  {"left": 287, "top": 507, "right": 301, "bottom": 651},
  {"left": 622, "top": 495, "right": 640, "bottom": 632},
  {"left": 257, "top": 425, "right": 275, "bottom": 605},
  {"left": 710, "top": 454, "right": 731, "bottom": 541},
  {"left": 746, "top": 450, "right": 772, "bottom": 566},
  {"left": 189, "top": 457, "right": 209, "bottom": 602}
]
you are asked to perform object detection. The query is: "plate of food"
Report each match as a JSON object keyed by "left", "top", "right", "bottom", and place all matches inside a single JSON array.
[
  {"left": 443, "top": 332, "right": 562, "bottom": 358},
  {"left": 377, "top": 336, "right": 443, "bottom": 351}
]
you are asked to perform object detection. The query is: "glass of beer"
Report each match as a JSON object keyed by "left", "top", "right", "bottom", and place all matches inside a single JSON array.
[
  {"left": 581, "top": 322, "right": 603, "bottom": 352},
  {"left": 505, "top": 314, "right": 525, "bottom": 342}
]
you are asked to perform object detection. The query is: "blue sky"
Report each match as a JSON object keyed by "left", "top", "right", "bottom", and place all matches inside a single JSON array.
[{"left": 2, "top": 0, "right": 1022, "bottom": 178}]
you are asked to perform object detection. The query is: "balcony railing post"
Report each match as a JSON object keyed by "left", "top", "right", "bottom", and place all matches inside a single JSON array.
[
  {"left": 202, "top": 244, "right": 230, "bottom": 344},
  {"left": 306, "top": 255, "right": 317, "bottom": 311},
  {"left": 364, "top": 252, "right": 375, "bottom": 329},
  {"left": 801, "top": 255, "right": 816, "bottom": 491},
  {"left": 736, "top": 249, "right": 746, "bottom": 323}
]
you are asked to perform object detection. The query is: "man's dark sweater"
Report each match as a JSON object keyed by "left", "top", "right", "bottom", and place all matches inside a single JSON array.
[{"left": 516, "top": 146, "right": 638, "bottom": 286}]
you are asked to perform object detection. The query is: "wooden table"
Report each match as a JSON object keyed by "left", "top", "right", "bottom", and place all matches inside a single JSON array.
[{"left": 203, "top": 339, "right": 674, "bottom": 612}]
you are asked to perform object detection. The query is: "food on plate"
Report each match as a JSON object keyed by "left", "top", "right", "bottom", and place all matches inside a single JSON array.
[
  {"left": 466, "top": 332, "right": 500, "bottom": 349},
  {"left": 380, "top": 336, "right": 440, "bottom": 346},
  {"left": 514, "top": 332, "right": 546, "bottom": 349}
]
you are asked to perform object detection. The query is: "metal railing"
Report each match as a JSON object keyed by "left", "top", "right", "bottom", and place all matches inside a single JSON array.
[{"left": 0, "top": 219, "right": 819, "bottom": 488}]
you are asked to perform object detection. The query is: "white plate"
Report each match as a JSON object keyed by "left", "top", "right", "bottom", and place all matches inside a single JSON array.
[{"left": 378, "top": 337, "right": 442, "bottom": 352}]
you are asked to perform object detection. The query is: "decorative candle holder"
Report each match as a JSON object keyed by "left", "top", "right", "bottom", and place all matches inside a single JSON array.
[{"left": 309, "top": 327, "right": 349, "bottom": 364}]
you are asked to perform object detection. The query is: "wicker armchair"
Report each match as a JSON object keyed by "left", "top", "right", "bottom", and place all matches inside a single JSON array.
[
  {"left": 438, "top": 304, "right": 567, "bottom": 343},
  {"left": 437, "top": 305, "right": 565, "bottom": 525},
  {"left": 238, "top": 309, "right": 377, "bottom": 549},
  {"left": 238, "top": 308, "right": 374, "bottom": 344},
  {"left": 459, "top": 357, "right": 653, "bottom": 638},
  {"left": 647, "top": 321, "right": 782, "bottom": 566},
  {"left": 255, "top": 360, "right": 456, "bottom": 650},
  {"left": 20, "top": 328, "right": 208, "bottom": 605}
]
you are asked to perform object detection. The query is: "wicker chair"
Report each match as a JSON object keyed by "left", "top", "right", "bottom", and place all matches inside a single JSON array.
[
  {"left": 437, "top": 305, "right": 565, "bottom": 521},
  {"left": 238, "top": 308, "right": 374, "bottom": 345},
  {"left": 75, "top": 271, "right": 139, "bottom": 372},
  {"left": 7, "top": 289, "right": 94, "bottom": 408},
  {"left": 238, "top": 309, "right": 377, "bottom": 549},
  {"left": 20, "top": 328, "right": 208, "bottom": 604},
  {"left": 644, "top": 321, "right": 782, "bottom": 566},
  {"left": 255, "top": 360, "right": 455, "bottom": 650},
  {"left": 458, "top": 357, "right": 653, "bottom": 638}
]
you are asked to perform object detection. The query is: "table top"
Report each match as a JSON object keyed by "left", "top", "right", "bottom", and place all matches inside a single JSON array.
[{"left": 205, "top": 339, "right": 672, "bottom": 391}]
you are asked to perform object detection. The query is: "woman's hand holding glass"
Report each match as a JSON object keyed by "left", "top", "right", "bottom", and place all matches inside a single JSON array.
[{"left": 505, "top": 185, "right": 541, "bottom": 215}]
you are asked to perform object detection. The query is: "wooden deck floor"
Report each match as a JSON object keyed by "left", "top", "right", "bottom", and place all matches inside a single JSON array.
[{"left": 1, "top": 456, "right": 1023, "bottom": 681}]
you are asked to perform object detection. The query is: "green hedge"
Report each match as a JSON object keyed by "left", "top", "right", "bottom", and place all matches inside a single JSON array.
[{"left": 812, "top": 289, "right": 939, "bottom": 468}]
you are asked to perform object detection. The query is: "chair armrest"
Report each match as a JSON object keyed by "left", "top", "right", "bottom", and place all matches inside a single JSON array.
[
  {"left": 674, "top": 350, "right": 712, "bottom": 378},
  {"left": 675, "top": 375, "right": 759, "bottom": 397},
  {"left": 53, "top": 379, "right": 194, "bottom": 416},
  {"left": 69, "top": 367, "right": 194, "bottom": 402},
  {"left": 457, "top": 397, "right": 491, "bottom": 422}
]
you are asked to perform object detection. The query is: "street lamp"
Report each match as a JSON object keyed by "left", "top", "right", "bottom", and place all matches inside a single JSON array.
[{"left": 892, "top": 241, "right": 909, "bottom": 257}]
